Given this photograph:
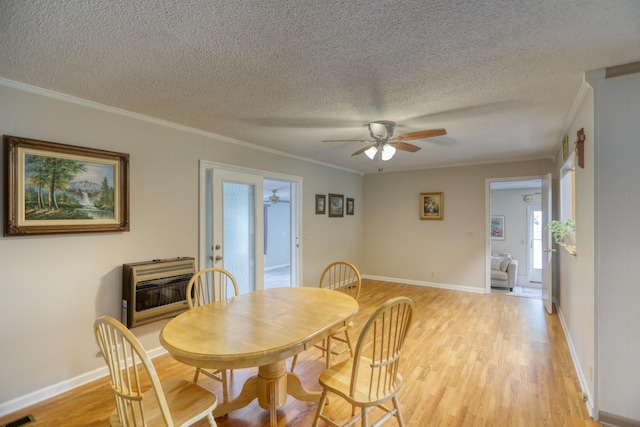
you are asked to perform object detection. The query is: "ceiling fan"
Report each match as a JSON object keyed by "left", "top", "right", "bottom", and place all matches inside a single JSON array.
[
  {"left": 264, "top": 188, "right": 290, "bottom": 206},
  {"left": 322, "top": 121, "right": 446, "bottom": 171}
]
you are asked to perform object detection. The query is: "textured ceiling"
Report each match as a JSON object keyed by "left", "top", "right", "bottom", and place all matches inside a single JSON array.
[{"left": 1, "top": 0, "right": 639, "bottom": 174}]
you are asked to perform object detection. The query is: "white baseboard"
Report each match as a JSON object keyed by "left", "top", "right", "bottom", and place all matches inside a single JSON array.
[
  {"left": 361, "top": 274, "right": 487, "bottom": 294},
  {"left": 598, "top": 411, "right": 640, "bottom": 427},
  {"left": 0, "top": 347, "right": 168, "bottom": 418},
  {"left": 556, "top": 303, "right": 595, "bottom": 418}
]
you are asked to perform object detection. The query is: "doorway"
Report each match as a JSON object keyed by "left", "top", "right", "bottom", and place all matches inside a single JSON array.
[
  {"left": 199, "top": 161, "right": 302, "bottom": 293},
  {"left": 263, "top": 179, "right": 296, "bottom": 289},
  {"left": 488, "top": 177, "right": 545, "bottom": 299}
]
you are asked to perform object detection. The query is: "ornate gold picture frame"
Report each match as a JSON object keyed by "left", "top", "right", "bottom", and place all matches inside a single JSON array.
[
  {"left": 3, "top": 135, "right": 130, "bottom": 236},
  {"left": 420, "top": 192, "right": 443, "bottom": 220}
]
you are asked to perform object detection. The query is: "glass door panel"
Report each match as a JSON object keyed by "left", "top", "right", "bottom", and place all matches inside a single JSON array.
[
  {"left": 529, "top": 207, "right": 542, "bottom": 283},
  {"left": 212, "top": 169, "right": 263, "bottom": 294},
  {"left": 223, "top": 181, "right": 256, "bottom": 294}
]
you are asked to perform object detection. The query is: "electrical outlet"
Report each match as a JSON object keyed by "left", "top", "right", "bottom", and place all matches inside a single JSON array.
[{"left": 467, "top": 230, "right": 473, "bottom": 237}]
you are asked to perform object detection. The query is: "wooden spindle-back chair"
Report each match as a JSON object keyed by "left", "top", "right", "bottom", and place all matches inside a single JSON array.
[
  {"left": 94, "top": 316, "right": 217, "bottom": 426},
  {"left": 312, "top": 296, "right": 414, "bottom": 427},
  {"left": 291, "top": 261, "right": 361, "bottom": 372},
  {"left": 186, "top": 267, "right": 239, "bottom": 402}
]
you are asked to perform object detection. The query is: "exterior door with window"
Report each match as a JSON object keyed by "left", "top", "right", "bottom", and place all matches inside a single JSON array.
[
  {"left": 200, "top": 162, "right": 302, "bottom": 294},
  {"left": 211, "top": 169, "right": 264, "bottom": 294}
]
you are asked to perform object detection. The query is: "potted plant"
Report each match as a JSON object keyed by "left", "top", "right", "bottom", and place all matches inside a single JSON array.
[{"left": 545, "top": 219, "right": 575, "bottom": 245}]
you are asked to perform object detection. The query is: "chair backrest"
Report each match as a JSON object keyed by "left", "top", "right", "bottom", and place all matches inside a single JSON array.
[
  {"left": 319, "top": 261, "right": 361, "bottom": 300},
  {"left": 94, "top": 316, "right": 173, "bottom": 426},
  {"left": 186, "top": 267, "right": 240, "bottom": 309},
  {"left": 350, "top": 297, "right": 414, "bottom": 399}
]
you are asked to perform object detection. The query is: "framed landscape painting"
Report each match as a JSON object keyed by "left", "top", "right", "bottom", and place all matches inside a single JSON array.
[{"left": 3, "top": 135, "right": 130, "bottom": 236}]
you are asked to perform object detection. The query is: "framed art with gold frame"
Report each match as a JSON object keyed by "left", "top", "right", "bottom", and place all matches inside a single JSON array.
[
  {"left": 420, "top": 192, "right": 443, "bottom": 220},
  {"left": 3, "top": 135, "right": 130, "bottom": 236}
]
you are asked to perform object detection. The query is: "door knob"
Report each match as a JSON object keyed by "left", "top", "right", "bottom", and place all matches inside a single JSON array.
[{"left": 543, "top": 248, "right": 556, "bottom": 253}]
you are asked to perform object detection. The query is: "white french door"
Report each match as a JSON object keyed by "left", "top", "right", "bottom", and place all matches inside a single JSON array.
[
  {"left": 211, "top": 168, "right": 264, "bottom": 294},
  {"left": 199, "top": 161, "right": 302, "bottom": 294}
]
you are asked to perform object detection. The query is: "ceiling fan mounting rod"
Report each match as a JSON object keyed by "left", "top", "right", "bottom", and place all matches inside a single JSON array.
[{"left": 369, "top": 120, "right": 396, "bottom": 140}]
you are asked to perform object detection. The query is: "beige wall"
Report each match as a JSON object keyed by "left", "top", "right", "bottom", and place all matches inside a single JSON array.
[
  {"left": 0, "top": 82, "right": 363, "bottom": 409},
  {"left": 554, "top": 84, "right": 596, "bottom": 413},
  {"left": 588, "top": 68, "right": 640, "bottom": 422},
  {"left": 361, "top": 160, "right": 554, "bottom": 290}
]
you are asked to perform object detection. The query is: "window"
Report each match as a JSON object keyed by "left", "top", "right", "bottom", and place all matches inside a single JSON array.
[
  {"left": 560, "top": 153, "right": 575, "bottom": 221},
  {"left": 558, "top": 152, "right": 576, "bottom": 254}
]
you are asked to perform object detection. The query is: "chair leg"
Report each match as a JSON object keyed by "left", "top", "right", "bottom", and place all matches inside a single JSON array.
[
  {"left": 290, "top": 354, "right": 298, "bottom": 372},
  {"left": 344, "top": 330, "right": 353, "bottom": 358},
  {"left": 325, "top": 336, "right": 332, "bottom": 368},
  {"left": 312, "top": 390, "right": 329, "bottom": 427},
  {"left": 392, "top": 395, "right": 405, "bottom": 427},
  {"left": 206, "top": 412, "right": 217, "bottom": 426},
  {"left": 361, "top": 406, "right": 369, "bottom": 427},
  {"left": 193, "top": 367, "right": 201, "bottom": 383}
]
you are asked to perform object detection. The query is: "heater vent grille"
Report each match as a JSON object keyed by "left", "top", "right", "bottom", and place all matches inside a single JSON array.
[
  {"left": 1, "top": 414, "right": 35, "bottom": 427},
  {"left": 122, "top": 257, "right": 195, "bottom": 328}
]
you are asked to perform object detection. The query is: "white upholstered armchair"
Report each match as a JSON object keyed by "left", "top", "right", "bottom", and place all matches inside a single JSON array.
[{"left": 491, "top": 253, "right": 518, "bottom": 291}]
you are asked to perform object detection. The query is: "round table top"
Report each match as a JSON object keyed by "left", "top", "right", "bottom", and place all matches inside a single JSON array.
[{"left": 160, "top": 287, "right": 359, "bottom": 369}]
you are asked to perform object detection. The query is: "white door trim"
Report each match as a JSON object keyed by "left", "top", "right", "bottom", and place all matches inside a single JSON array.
[
  {"left": 485, "top": 175, "right": 549, "bottom": 294},
  {"left": 199, "top": 160, "right": 303, "bottom": 287}
]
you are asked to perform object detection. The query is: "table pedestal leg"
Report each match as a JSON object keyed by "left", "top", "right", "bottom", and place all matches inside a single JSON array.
[
  {"left": 257, "top": 361, "right": 288, "bottom": 425},
  {"left": 213, "top": 375, "right": 258, "bottom": 417},
  {"left": 213, "top": 360, "right": 323, "bottom": 426}
]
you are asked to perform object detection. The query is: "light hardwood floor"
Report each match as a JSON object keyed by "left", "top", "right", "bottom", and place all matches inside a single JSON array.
[{"left": 0, "top": 280, "right": 599, "bottom": 426}]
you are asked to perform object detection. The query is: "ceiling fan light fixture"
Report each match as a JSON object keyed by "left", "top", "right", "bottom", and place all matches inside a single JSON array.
[
  {"left": 365, "top": 146, "right": 378, "bottom": 159},
  {"left": 381, "top": 145, "right": 396, "bottom": 161},
  {"left": 269, "top": 189, "right": 280, "bottom": 204}
]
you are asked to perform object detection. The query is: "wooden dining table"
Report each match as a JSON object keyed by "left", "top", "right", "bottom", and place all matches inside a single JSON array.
[{"left": 159, "top": 286, "right": 359, "bottom": 425}]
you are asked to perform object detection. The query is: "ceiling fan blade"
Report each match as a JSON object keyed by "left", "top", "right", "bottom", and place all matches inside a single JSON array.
[
  {"left": 393, "top": 141, "right": 421, "bottom": 152},
  {"left": 321, "top": 139, "right": 371, "bottom": 143},
  {"left": 351, "top": 144, "right": 375, "bottom": 156},
  {"left": 391, "top": 128, "right": 447, "bottom": 141}
]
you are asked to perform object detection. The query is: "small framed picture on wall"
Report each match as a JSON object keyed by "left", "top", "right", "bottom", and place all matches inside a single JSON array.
[
  {"left": 419, "top": 192, "right": 443, "bottom": 220},
  {"left": 490, "top": 215, "right": 505, "bottom": 240},
  {"left": 328, "top": 193, "right": 344, "bottom": 217},
  {"left": 315, "top": 194, "right": 326, "bottom": 214},
  {"left": 346, "top": 198, "right": 354, "bottom": 215}
]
